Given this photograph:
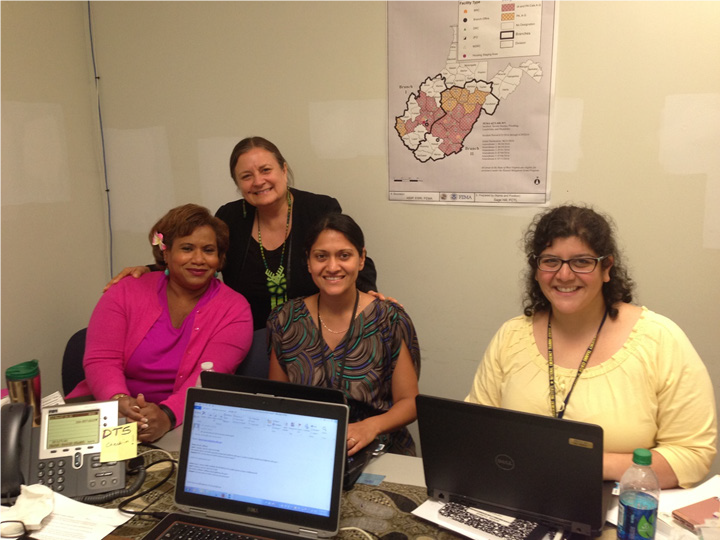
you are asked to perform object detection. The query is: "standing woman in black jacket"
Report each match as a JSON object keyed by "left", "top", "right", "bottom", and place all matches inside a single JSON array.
[{"left": 216, "top": 136, "right": 377, "bottom": 329}]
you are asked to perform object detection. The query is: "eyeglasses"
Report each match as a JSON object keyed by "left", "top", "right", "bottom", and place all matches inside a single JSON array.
[
  {"left": 1, "top": 521, "right": 38, "bottom": 540},
  {"left": 533, "top": 254, "right": 609, "bottom": 274}
]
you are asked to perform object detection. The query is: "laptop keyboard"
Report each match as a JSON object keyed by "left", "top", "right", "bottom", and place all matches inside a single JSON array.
[{"left": 158, "top": 522, "right": 268, "bottom": 540}]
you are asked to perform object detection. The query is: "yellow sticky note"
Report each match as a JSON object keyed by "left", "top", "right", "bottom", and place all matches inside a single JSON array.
[{"left": 100, "top": 422, "right": 138, "bottom": 462}]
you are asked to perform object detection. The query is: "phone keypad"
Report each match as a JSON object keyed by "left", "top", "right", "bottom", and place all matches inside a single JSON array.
[
  {"left": 35, "top": 459, "right": 66, "bottom": 492},
  {"left": 35, "top": 455, "right": 121, "bottom": 494}
]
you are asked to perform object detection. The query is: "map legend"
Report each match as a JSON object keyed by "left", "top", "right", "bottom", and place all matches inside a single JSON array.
[{"left": 458, "top": 1, "right": 543, "bottom": 60}]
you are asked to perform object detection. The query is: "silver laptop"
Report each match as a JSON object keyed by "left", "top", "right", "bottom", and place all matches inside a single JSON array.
[
  {"left": 416, "top": 394, "right": 607, "bottom": 537},
  {"left": 142, "top": 387, "right": 348, "bottom": 539}
]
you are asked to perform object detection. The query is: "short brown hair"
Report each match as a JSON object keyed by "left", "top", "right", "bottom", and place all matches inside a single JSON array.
[
  {"left": 228, "top": 136, "right": 294, "bottom": 185},
  {"left": 149, "top": 204, "right": 230, "bottom": 269}
]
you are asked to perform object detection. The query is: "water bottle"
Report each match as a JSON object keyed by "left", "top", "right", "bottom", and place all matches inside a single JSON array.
[
  {"left": 195, "top": 361, "right": 214, "bottom": 387},
  {"left": 617, "top": 448, "right": 660, "bottom": 540}
]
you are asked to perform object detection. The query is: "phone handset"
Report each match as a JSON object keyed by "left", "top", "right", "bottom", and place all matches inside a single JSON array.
[{"left": 1, "top": 402, "right": 33, "bottom": 501}]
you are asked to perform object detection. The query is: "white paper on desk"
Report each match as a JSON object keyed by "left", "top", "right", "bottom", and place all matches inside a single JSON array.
[
  {"left": 41, "top": 391, "right": 65, "bottom": 408},
  {"left": 27, "top": 491, "right": 131, "bottom": 540},
  {"left": 414, "top": 499, "right": 500, "bottom": 540},
  {"left": 412, "top": 499, "right": 558, "bottom": 540}
]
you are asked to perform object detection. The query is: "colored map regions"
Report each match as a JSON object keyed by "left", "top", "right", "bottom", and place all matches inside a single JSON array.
[
  {"left": 395, "top": 77, "right": 497, "bottom": 162},
  {"left": 395, "top": 27, "right": 543, "bottom": 163}
]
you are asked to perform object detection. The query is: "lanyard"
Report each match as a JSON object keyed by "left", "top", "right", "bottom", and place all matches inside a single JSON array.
[{"left": 547, "top": 308, "right": 608, "bottom": 419}]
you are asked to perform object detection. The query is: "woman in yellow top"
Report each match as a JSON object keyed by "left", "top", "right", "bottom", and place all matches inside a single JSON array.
[{"left": 466, "top": 205, "right": 716, "bottom": 488}]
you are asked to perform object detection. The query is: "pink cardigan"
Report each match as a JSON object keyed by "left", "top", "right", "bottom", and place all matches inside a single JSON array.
[{"left": 67, "top": 272, "right": 253, "bottom": 424}]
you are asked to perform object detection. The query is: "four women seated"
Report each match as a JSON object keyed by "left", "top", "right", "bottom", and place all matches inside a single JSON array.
[{"left": 78, "top": 145, "right": 716, "bottom": 486}]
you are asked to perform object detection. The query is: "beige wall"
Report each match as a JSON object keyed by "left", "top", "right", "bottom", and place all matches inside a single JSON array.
[
  {"left": 1, "top": 1, "right": 108, "bottom": 395},
  {"left": 2, "top": 1, "right": 719, "bottom": 477}
]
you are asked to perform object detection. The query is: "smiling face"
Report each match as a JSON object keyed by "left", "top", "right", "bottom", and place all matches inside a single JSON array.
[
  {"left": 307, "top": 229, "right": 366, "bottom": 297},
  {"left": 535, "top": 235, "right": 612, "bottom": 318},
  {"left": 164, "top": 225, "right": 220, "bottom": 293},
  {"left": 232, "top": 147, "right": 288, "bottom": 208}
]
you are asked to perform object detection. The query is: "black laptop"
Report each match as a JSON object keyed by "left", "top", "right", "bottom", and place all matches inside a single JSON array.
[
  {"left": 416, "top": 395, "right": 607, "bottom": 537},
  {"left": 201, "top": 372, "right": 380, "bottom": 489},
  {"left": 141, "top": 387, "right": 348, "bottom": 539},
  {"left": 201, "top": 371, "right": 346, "bottom": 405}
]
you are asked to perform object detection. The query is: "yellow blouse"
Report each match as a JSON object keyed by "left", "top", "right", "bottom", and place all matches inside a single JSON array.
[{"left": 465, "top": 307, "right": 717, "bottom": 488}]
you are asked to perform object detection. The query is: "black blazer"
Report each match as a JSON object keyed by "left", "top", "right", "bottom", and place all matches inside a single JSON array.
[{"left": 216, "top": 188, "right": 377, "bottom": 329}]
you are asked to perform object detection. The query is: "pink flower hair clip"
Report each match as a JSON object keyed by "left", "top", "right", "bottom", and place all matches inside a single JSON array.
[{"left": 152, "top": 231, "right": 166, "bottom": 251}]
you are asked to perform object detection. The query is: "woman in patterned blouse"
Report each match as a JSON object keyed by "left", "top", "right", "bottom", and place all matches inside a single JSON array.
[{"left": 268, "top": 213, "right": 421, "bottom": 456}]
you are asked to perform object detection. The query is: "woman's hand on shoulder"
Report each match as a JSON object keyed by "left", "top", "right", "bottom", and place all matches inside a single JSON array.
[
  {"left": 367, "top": 290, "right": 403, "bottom": 307},
  {"left": 103, "top": 266, "right": 151, "bottom": 293}
]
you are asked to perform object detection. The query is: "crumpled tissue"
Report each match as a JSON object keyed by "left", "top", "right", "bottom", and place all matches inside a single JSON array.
[{"left": 0, "top": 484, "right": 54, "bottom": 535}]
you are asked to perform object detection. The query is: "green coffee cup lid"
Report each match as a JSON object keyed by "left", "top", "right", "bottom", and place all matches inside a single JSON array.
[{"left": 6, "top": 359, "right": 39, "bottom": 380}]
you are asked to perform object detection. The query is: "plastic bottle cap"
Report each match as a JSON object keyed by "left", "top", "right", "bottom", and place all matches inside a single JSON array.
[
  {"left": 6, "top": 359, "right": 40, "bottom": 380},
  {"left": 632, "top": 448, "right": 652, "bottom": 466},
  {"left": 201, "top": 361, "right": 214, "bottom": 371}
]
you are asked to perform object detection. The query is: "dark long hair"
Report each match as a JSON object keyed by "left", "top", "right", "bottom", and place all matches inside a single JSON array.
[
  {"left": 304, "top": 213, "right": 365, "bottom": 258},
  {"left": 522, "top": 205, "right": 634, "bottom": 319}
]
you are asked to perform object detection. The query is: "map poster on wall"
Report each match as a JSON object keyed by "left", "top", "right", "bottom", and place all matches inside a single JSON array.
[{"left": 388, "top": 1, "right": 556, "bottom": 206}]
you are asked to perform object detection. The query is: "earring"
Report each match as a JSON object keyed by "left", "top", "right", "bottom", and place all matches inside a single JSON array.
[
  {"left": 164, "top": 268, "right": 170, "bottom": 277},
  {"left": 214, "top": 271, "right": 219, "bottom": 278}
]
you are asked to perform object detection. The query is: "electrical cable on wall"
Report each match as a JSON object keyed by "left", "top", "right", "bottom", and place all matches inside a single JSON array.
[{"left": 87, "top": 1, "right": 114, "bottom": 278}]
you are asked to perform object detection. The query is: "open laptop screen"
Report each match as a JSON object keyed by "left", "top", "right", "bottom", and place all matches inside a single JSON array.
[
  {"left": 175, "top": 388, "right": 348, "bottom": 535},
  {"left": 417, "top": 395, "right": 605, "bottom": 536}
]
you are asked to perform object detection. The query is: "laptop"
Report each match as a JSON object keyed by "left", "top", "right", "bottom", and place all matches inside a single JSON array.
[
  {"left": 142, "top": 387, "right": 348, "bottom": 540},
  {"left": 201, "top": 371, "right": 346, "bottom": 405},
  {"left": 201, "top": 372, "right": 381, "bottom": 489},
  {"left": 416, "top": 394, "right": 607, "bottom": 537}
]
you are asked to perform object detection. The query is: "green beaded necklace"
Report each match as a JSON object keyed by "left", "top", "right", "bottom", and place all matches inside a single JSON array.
[{"left": 257, "top": 191, "right": 292, "bottom": 309}]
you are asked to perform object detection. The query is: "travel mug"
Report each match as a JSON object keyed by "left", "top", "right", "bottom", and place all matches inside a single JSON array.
[{"left": 6, "top": 359, "right": 42, "bottom": 426}]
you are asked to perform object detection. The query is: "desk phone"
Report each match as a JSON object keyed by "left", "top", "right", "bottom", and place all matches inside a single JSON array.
[{"left": 1, "top": 400, "right": 126, "bottom": 501}]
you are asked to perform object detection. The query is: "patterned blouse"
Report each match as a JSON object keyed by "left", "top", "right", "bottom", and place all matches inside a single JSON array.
[{"left": 267, "top": 296, "right": 421, "bottom": 455}]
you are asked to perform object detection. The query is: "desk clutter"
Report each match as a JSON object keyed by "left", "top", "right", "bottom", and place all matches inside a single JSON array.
[
  {"left": 109, "top": 468, "right": 465, "bottom": 540},
  {"left": 2, "top": 377, "right": 717, "bottom": 540}
]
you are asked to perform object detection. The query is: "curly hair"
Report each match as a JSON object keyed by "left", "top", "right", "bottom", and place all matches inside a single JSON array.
[
  {"left": 149, "top": 204, "right": 230, "bottom": 270},
  {"left": 522, "top": 205, "right": 634, "bottom": 319}
]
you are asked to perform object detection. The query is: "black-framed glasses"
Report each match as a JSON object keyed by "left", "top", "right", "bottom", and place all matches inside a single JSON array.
[
  {"left": 0, "top": 521, "right": 38, "bottom": 540},
  {"left": 533, "top": 254, "right": 609, "bottom": 274}
]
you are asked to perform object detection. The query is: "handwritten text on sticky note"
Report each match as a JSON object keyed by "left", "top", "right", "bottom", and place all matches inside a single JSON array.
[{"left": 100, "top": 422, "right": 138, "bottom": 462}]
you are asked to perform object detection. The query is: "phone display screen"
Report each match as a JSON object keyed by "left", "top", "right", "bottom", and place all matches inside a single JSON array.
[{"left": 45, "top": 410, "right": 100, "bottom": 449}]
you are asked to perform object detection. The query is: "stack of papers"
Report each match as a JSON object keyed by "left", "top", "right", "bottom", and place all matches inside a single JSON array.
[{"left": 1, "top": 491, "right": 131, "bottom": 540}]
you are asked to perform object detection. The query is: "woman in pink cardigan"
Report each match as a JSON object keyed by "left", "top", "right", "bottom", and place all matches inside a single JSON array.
[{"left": 68, "top": 204, "right": 253, "bottom": 442}]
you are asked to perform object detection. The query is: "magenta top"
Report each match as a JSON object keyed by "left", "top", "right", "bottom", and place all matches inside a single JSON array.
[
  {"left": 67, "top": 272, "right": 253, "bottom": 425},
  {"left": 123, "top": 278, "right": 220, "bottom": 403}
]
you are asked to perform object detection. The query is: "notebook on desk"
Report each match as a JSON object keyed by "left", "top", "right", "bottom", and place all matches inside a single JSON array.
[
  {"left": 416, "top": 394, "right": 607, "bottom": 537},
  {"left": 141, "top": 387, "right": 348, "bottom": 540}
]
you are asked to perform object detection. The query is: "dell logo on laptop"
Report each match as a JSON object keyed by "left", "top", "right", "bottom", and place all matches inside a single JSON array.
[{"left": 494, "top": 454, "right": 515, "bottom": 470}]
